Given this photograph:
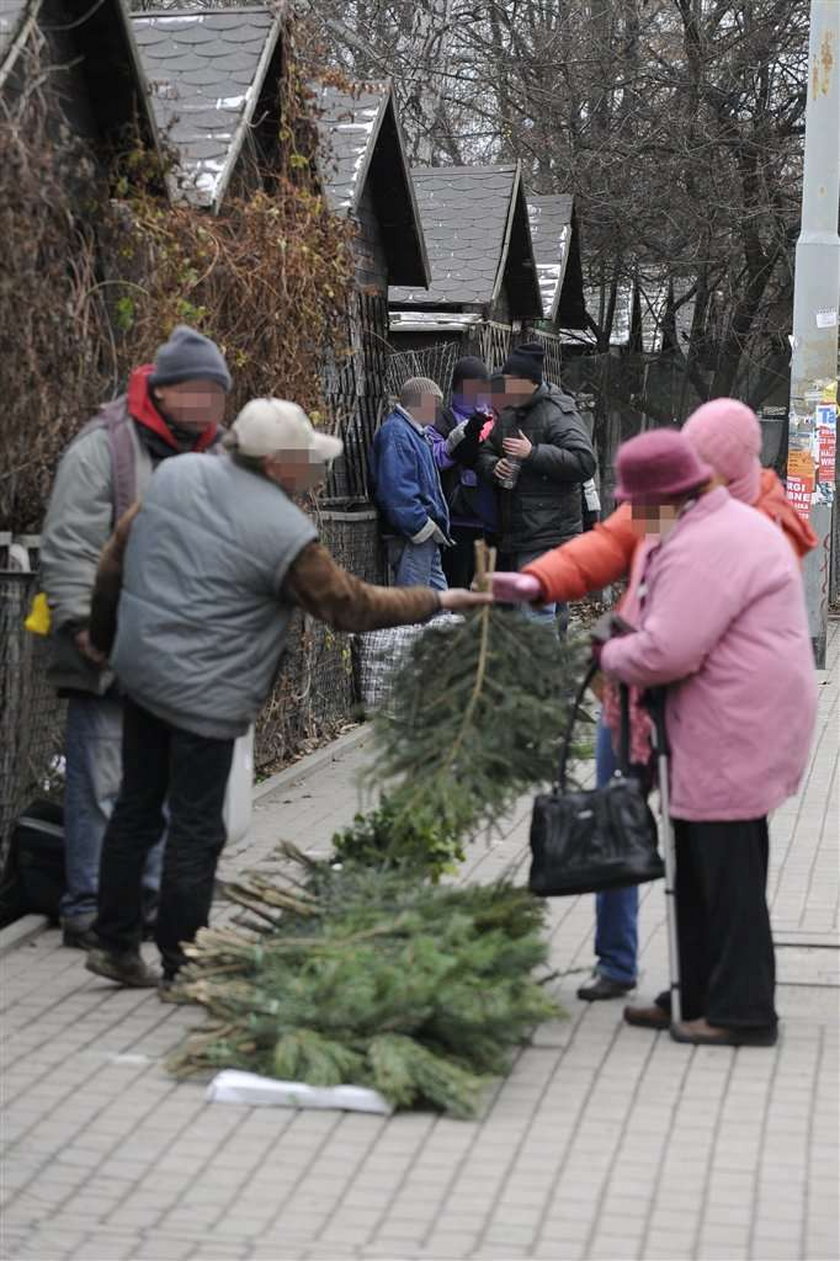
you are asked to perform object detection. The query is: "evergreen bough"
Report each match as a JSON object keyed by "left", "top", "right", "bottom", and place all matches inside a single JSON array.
[
  {"left": 343, "top": 603, "right": 590, "bottom": 878},
  {"left": 168, "top": 848, "right": 559, "bottom": 1118}
]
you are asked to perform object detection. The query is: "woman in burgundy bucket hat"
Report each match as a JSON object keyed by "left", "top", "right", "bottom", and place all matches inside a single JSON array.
[
  {"left": 588, "top": 428, "right": 816, "bottom": 1046},
  {"left": 493, "top": 401, "right": 817, "bottom": 1007}
]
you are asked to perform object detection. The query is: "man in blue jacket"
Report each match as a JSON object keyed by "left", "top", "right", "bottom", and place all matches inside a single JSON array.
[{"left": 370, "top": 377, "right": 451, "bottom": 589}]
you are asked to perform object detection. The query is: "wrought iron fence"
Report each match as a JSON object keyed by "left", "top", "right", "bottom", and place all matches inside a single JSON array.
[
  {"left": 475, "top": 322, "right": 513, "bottom": 371},
  {"left": 323, "top": 292, "right": 390, "bottom": 504},
  {"left": 386, "top": 341, "right": 461, "bottom": 397}
]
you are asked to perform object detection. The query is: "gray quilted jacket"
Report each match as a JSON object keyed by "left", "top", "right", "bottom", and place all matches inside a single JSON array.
[{"left": 40, "top": 397, "right": 222, "bottom": 694}]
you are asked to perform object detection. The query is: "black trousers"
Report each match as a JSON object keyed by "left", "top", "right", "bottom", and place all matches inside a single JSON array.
[
  {"left": 95, "top": 699, "right": 234, "bottom": 978},
  {"left": 442, "top": 524, "right": 483, "bottom": 588},
  {"left": 657, "top": 817, "right": 777, "bottom": 1030}
]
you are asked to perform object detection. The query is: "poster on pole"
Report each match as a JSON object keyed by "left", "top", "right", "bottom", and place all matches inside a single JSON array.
[
  {"left": 786, "top": 458, "right": 816, "bottom": 521},
  {"left": 815, "top": 402, "right": 836, "bottom": 504}
]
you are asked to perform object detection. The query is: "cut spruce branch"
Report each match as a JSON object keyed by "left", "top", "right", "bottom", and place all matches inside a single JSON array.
[
  {"left": 364, "top": 544, "right": 591, "bottom": 851},
  {"left": 168, "top": 853, "right": 560, "bottom": 1118}
]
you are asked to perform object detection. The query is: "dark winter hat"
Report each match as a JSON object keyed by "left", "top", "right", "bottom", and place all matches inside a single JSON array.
[
  {"left": 452, "top": 356, "right": 489, "bottom": 389},
  {"left": 149, "top": 325, "right": 232, "bottom": 392},
  {"left": 501, "top": 341, "right": 545, "bottom": 384},
  {"left": 614, "top": 429, "right": 713, "bottom": 506}
]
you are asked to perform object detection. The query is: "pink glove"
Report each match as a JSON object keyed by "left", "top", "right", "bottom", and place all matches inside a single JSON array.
[{"left": 491, "top": 572, "right": 544, "bottom": 603}]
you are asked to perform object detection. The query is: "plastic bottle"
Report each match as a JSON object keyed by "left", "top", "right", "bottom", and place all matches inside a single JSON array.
[{"left": 497, "top": 456, "right": 521, "bottom": 489}]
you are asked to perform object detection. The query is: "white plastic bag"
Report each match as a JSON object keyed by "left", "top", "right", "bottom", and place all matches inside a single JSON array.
[
  {"left": 205, "top": 1069, "right": 392, "bottom": 1115},
  {"left": 223, "top": 726, "right": 254, "bottom": 845}
]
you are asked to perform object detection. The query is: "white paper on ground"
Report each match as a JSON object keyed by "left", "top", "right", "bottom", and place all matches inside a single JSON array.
[{"left": 205, "top": 1069, "right": 393, "bottom": 1115}]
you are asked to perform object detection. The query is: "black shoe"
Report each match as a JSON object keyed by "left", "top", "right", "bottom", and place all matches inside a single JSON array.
[
  {"left": 577, "top": 973, "right": 635, "bottom": 1002},
  {"left": 61, "top": 917, "right": 97, "bottom": 950},
  {"left": 86, "top": 947, "right": 160, "bottom": 989},
  {"left": 158, "top": 976, "right": 192, "bottom": 1005}
]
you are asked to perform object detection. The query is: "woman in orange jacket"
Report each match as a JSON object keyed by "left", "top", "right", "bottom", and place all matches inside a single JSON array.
[{"left": 492, "top": 399, "right": 816, "bottom": 1004}]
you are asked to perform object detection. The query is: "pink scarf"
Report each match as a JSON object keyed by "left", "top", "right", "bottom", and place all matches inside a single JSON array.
[{"left": 601, "top": 535, "right": 658, "bottom": 768}]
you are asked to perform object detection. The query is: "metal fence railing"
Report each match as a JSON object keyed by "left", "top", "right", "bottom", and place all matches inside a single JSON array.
[
  {"left": 386, "top": 341, "right": 461, "bottom": 397},
  {"left": 1, "top": 545, "right": 65, "bottom": 866}
]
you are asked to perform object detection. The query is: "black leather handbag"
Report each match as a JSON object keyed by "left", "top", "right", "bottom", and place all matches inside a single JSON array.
[{"left": 529, "top": 664, "right": 665, "bottom": 897}]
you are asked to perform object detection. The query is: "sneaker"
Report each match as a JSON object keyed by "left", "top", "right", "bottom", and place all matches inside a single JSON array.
[
  {"left": 61, "top": 916, "right": 97, "bottom": 950},
  {"left": 85, "top": 947, "right": 160, "bottom": 989},
  {"left": 577, "top": 973, "right": 635, "bottom": 1002}
]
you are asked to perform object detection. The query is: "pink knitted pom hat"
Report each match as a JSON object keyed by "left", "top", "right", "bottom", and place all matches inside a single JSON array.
[{"left": 682, "top": 398, "right": 762, "bottom": 505}]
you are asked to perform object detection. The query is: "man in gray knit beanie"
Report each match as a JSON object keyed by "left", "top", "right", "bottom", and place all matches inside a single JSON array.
[{"left": 40, "top": 324, "right": 231, "bottom": 949}]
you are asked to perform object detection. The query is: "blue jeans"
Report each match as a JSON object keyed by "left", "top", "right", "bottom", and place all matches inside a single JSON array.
[
  {"left": 593, "top": 714, "right": 638, "bottom": 984},
  {"left": 514, "top": 551, "right": 569, "bottom": 638},
  {"left": 61, "top": 695, "right": 164, "bottom": 923},
  {"left": 389, "top": 538, "right": 447, "bottom": 590}
]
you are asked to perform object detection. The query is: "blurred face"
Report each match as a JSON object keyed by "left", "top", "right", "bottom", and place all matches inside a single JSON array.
[
  {"left": 409, "top": 392, "right": 442, "bottom": 426},
  {"left": 630, "top": 503, "right": 681, "bottom": 537},
  {"left": 152, "top": 379, "right": 226, "bottom": 432},
  {"left": 503, "top": 374, "right": 538, "bottom": 402},
  {"left": 459, "top": 376, "right": 489, "bottom": 408},
  {"left": 489, "top": 377, "right": 509, "bottom": 412},
  {"left": 263, "top": 449, "right": 328, "bottom": 494}
]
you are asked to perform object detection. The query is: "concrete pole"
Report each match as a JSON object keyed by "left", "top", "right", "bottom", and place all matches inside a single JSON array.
[{"left": 787, "top": 0, "right": 840, "bottom": 668}]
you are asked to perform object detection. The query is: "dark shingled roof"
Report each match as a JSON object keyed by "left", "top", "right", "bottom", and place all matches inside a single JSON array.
[
  {"left": 3, "top": 0, "right": 162, "bottom": 170},
  {"left": 528, "top": 194, "right": 574, "bottom": 321},
  {"left": 131, "top": 6, "right": 280, "bottom": 212},
  {"left": 0, "top": 0, "right": 31, "bottom": 76},
  {"left": 314, "top": 80, "right": 429, "bottom": 287},
  {"left": 315, "top": 82, "right": 389, "bottom": 215},
  {"left": 389, "top": 164, "right": 541, "bottom": 317},
  {"left": 0, "top": 0, "right": 30, "bottom": 74}
]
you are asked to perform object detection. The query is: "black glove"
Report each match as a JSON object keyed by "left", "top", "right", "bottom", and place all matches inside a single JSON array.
[
  {"left": 465, "top": 410, "right": 486, "bottom": 440},
  {"left": 455, "top": 410, "right": 491, "bottom": 467}
]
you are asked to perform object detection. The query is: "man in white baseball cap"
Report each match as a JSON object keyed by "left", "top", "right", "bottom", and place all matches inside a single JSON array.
[
  {"left": 230, "top": 397, "right": 344, "bottom": 474},
  {"left": 83, "top": 399, "right": 489, "bottom": 993}
]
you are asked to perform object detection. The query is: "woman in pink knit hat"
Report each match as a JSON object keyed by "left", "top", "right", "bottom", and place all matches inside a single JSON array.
[{"left": 492, "top": 398, "right": 816, "bottom": 1008}]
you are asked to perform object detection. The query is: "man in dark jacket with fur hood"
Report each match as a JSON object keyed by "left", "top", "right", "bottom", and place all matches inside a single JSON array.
[{"left": 475, "top": 342, "right": 595, "bottom": 633}]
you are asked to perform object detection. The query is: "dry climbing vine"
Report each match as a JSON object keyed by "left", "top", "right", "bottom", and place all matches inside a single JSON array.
[{"left": 0, "top": 18, "right": 355, "bottom": 532}]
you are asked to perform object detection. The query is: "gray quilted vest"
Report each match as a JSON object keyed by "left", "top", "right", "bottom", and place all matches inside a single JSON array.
[{"left": 112, "top": 453, "right": 317, "bottom": 739}]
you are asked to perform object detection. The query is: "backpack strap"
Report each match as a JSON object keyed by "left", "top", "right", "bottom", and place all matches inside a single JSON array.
[
  {"left": 77, "top": 405, "right": 137, "bottom": 525},
  {"left": 106, "top": 414, "right": 137, "bottom": 521}
]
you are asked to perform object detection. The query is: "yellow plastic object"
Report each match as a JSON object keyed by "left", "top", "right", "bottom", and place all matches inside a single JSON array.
[{"left": 24, "top": 592, "right": 51, "bottom": 636}]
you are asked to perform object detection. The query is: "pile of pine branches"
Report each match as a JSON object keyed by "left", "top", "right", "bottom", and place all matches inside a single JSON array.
[{"left": 168, "top": 845, "right": 558, "bottom": 1118}]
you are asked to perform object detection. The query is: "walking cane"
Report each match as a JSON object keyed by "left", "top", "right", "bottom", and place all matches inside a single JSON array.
[{"left": 648, "top": 688, "right": 681, "bottom": 1026}]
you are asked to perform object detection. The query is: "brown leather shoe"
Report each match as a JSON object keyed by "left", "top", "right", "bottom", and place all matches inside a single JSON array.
[
  {"left": 624, "top": 1002, "right": 670, "bottom": 1030},
  {"left": 671, "top": 1018, "right": 778, "bottom": 1047}
]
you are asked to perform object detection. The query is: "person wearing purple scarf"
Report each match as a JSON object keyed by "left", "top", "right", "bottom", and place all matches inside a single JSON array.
[{"left": 427, "top": 357, "right": 499, "bottom": 587}]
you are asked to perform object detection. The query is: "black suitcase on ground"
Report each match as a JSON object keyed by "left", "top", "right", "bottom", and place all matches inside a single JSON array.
[{"left": 0, "top": 800, "right": 65, "bottom": 925}]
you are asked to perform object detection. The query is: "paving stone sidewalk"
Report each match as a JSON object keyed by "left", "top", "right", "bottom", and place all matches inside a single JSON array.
[{"left": 1, "top": 621, "right": 838, "bottom": 1261}]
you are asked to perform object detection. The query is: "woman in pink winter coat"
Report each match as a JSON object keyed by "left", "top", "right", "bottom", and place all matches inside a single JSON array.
[{"left": 597, "top": 429, "right": 816, "bottom": 1047}]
